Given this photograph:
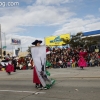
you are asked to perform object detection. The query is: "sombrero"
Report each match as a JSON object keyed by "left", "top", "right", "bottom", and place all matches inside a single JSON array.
[{"left": 32, "top": 40, "right": 42, "bottom": 45}]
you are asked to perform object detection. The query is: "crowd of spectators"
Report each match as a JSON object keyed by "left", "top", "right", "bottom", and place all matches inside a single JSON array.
[
  {"left": 46, "top": 47, "right": 100, "bottom": 68},
  {"left": 0, "top": 46, "right": 100, "bottom": 71},
  {"left": 0, "top": 55, "right": 34, "bottom": 71}
]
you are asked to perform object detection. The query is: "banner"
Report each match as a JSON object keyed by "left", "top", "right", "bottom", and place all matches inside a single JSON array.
[
  {"left": 11, "top": 38, "right": 21, "bottom": 45},
  {"left": 45, "top": 34, "right": 70, "bottom": 46}
]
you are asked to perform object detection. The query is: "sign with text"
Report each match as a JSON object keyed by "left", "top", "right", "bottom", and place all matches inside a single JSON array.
[
  {"left": 11, "top": 38, "right": 21, "bottom": 45},
  {"left": 45, "top": 34, "right": 70, "bottom": 46}
]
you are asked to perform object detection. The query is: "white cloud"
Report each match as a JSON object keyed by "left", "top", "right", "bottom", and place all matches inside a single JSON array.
[
  {"left": 54, "top": 17, "right": 100, "bottom": 35},
  {"left": 99, "top": 8, "right": 100, "bottom": 12},
  {"left": 21, "top": 0, "right": 33, "bottom": 4},
  {"left": 1, "top": 33, "right": 44, "bottom": 51},
  {"left": 0, "top": 0, "right": 100, "bottom": 52},
  {"left": 36, "top": 0, "right": 74, "bottom": 5},
  {"left": 0, "top": 5, "right": 75, "bottom": 33},
  {"left": 0, "top": 0, "right": 33, "bottom": 3},
  {"left": 0, "top": 2, "right": 75, "bottom": 51},
  {"left": 84, "top": 15, "right": 95, "bottom": 19}
]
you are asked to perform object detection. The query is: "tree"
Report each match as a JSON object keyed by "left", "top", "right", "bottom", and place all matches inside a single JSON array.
[
  {"left": 69, "top": 32, "right": 84, "bottom": 48},
  {"left": 69, "top": 32, "right": 98, "bottom": 48},
  {"left": 82, "top": 36, "right": 97, "bottom": 48},
  {"left": 27, "top": 46, "right": 31, "bottom": 53},
  {"left": 18, "top": 48, "right": 20, "bottom": 51}
]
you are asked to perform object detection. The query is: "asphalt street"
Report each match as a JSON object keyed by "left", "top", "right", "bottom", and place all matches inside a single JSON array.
[{"left": 0, "top": 67, "right": 100, "bottom": 100}]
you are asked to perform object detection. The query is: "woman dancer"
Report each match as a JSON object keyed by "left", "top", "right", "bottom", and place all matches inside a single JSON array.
[
  {"left": 78, "top": 49, "right": 87, "bottom": 69},
  {"left": 6, "top": 62, "right": 14, "bottom": 75}
]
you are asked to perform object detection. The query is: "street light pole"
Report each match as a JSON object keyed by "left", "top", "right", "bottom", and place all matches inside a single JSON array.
[
  {"left": 4, "top": 32, "right": 6, "bottom": 52},
  {"left": 2, "top": 32, "right": 6, "bottom": 55},
  {"left": 0, "top": 24, "right": 2, "bottom": 57}
]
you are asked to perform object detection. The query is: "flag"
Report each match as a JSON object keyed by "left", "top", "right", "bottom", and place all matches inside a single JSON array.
[
  {"left": 31, "top": 46, "right": 55, "bottom": 89},
  {"left": 46, "top": 60, "right": 51, "bottom": 67},
  {"left": 31, "top": 46, "right": 46, "bottom": 87}
]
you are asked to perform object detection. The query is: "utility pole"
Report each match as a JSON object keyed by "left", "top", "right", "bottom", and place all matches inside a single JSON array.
[
  {"left": 3, "top": 32, "right": 6, "bottom": 53},
  {"left": 0, "top": 24, "right": 2, "bottom": 57}
]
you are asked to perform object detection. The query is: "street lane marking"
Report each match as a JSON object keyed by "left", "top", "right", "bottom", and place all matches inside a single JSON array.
[{"left": 0, "top": 90, "right": 45, "bottom": 94}]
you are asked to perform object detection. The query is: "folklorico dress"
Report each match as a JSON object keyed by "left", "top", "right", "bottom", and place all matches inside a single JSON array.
[
  {"left": 33, "top": 66, "right": 41, "bottom": 84},
  {"left": 6, "top": 63, "right": 14, "bottom": 73},
  {"left": 78, "top": 51, "right": 87, "bottom": 68}
]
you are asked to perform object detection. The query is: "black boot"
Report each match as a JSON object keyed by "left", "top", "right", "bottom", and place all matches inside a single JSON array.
[
  {"left": 35, "top": 83, "right": 39, "bottom": 88},
  {"left": 7, "top": 72, "right": 11, "bottom": 75},
  {"left": 81, "top": 67, "right": 83, "bottom": 70}
]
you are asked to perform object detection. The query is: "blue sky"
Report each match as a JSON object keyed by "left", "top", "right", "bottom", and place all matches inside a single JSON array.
[{"left": 0, "top": 0, "right": 100, "bottom": 50}]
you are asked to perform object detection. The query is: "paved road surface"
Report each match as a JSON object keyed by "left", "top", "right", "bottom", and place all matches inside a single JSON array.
[{"left": 0, "top": 67, "right": 100, "bottom": 100}]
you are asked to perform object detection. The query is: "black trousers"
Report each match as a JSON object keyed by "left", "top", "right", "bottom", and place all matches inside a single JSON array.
[{"left": 14, "top": 64, "right": 17, "bottom": 72}]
